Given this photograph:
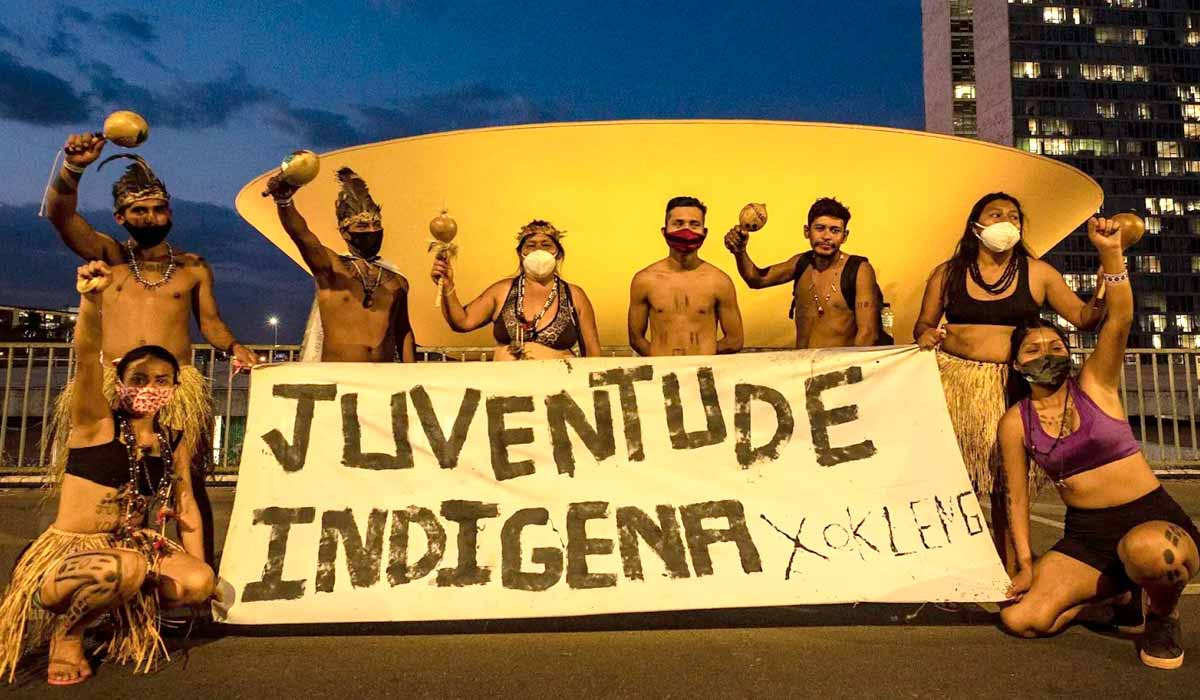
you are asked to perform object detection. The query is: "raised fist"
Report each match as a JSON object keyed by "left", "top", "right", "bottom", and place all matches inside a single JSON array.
[
  {"left": 1086, "top": 216, "right": 1121, "bottom": 253},
  {"left": 723, "top": 226, "right": 749, "bottom": 254},
  {"left": 76, "top": 260, "right": 113, "bottom": 295},
  {"left": 264, "top": 173, "right": 301, "bottom": 201},
  {"left": 63, "top": 133, "right": 106, "bottom": 169}
]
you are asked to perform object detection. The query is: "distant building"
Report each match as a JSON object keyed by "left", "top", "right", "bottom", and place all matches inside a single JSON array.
[
  {"left": 0, "top": 304, "right": 78, "bottom": 343},
  {"left": 922, "top": 0, "right": 1200, "bottom": 349}
]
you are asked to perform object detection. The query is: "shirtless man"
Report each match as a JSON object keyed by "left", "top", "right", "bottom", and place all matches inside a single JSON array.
[
  {"left": 628, "top": 196, "right": 743, "bottom": 356},
  {"left": 265, "top": 167, "right": 415, "bottom": 362},
  {"left": 44, "top": 132, "right": 258, "bottom": 565},
  {"left": 724, "top": 197, "right": 881, "bottom": 348}
]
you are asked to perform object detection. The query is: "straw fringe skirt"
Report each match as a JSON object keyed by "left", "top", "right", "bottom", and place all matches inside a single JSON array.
[
  {"left": 47, "top": 364, "right": 212, "bottom": 488},
  {"left": 936, "top": 352, "right": 1009, "bottom": 496},
  {"left": 0, "top": 527, "right": 166, "bottom": 682}
]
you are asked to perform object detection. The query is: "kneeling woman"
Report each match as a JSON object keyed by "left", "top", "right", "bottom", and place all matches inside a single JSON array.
[
  {"left": 999, "top": 218, "right": 1198, "bottom": 669},
  {"left": 0, "top": 262, "right": 214, "bottom": 685},
  {"left": 431, "top": 220, "right": 601, "bottom": 360}
]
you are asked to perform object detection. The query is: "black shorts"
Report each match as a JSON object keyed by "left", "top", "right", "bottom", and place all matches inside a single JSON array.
[{"left": 1051, "top": 486, "right": 1200, "bottom": 586}]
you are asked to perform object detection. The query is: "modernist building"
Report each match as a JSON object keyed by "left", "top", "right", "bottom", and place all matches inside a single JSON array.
[
  {"left": 923, "top": 0, "right": 1200, "bottom": 349},
  {"left": 0, "top": 304, "right": 77, "bottom": 344}
]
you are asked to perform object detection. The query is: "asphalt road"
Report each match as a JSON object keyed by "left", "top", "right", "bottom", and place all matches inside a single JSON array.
[{"left": 2, "top": 484, "right": 1200, "bottom": 698}]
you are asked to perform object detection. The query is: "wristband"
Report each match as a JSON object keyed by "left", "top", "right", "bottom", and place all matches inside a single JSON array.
[
  {"left": 1102, "top": 270, "right": 1129, "bottom": 285},
  {"left": 62, "top": 161, "right": 85, "bottom": 174},
  {"left": 274, "top": 196, "right": 294, "bottom": 207}
]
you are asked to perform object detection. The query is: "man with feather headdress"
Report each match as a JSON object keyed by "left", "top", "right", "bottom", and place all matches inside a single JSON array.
[
  {"left": 265, "top": 166, "right": 415, "bottom": 362},
  {"left": 43, "top": 132, "right": 256, "bottom": 564}
]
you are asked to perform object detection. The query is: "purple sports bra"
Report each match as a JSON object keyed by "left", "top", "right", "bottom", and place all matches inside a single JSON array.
[{"left": 1018, "top": 379, "right": 1140, "bottom": 482}]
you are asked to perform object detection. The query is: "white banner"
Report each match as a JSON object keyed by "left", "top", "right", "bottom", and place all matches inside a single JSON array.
[{"left": 215, "top": 347, "right": 1010, "bottom": 625}]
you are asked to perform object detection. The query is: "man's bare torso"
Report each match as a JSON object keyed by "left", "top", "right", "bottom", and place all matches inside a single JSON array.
[
  {"left": 793, "top": 261, "right": 857, "bottom": 349},
  {"left": 317, "top": 253, "right": 410, "bottom": 362},
  {"left": 99, "top": 254, "right": 200, "bottom": 364},
  {"left": 637, "top": 259, "right": 724, "bottom": 356}
]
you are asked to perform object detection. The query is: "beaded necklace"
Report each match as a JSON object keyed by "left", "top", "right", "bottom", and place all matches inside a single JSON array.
[
  {"left": 514, "top": 275, "right": 558, "bottom": 344},
  {"left": 807, "top": 254, "right": 844, "bottom": 317},
  {"left": 347, "top": 258, "right": 384, "bottom": 308},
  {"left": 968, "top": 253, "right": 1019, "bottom": 296},
  {"left": 125, "top": 240, "right": 177, "bottom": 290},
  {"left": 115, "top": 414, "right": 177, "bottom": 549}
]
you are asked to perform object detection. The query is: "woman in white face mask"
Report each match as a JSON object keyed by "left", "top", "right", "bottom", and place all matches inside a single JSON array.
[
  {"left": 912, "top": 192, "right": 1107, "bottom": 574},
  {"left": 431, "top": 220, "right": 602, "bottom": 360}
]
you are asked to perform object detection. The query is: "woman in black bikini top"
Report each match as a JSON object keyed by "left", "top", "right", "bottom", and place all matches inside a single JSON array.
[{"left": 431, "top": 219, "right": 602, "bottom": 360}]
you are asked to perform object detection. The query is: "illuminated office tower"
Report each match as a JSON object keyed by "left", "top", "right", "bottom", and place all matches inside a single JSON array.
[{"left": 922, "top": 0, "right": 1200, "bottom": 349}]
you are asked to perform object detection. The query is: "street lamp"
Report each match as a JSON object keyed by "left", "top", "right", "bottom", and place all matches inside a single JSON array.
[{"left": 267, "top": 316, "right": 279, "bottom": 347}]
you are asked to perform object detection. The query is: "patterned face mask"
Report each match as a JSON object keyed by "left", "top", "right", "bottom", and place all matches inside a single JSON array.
[
  {"left": 116, "top": 384, "right": 175, "bottom": 416},
  {"left": 1015, "top": 354, "right": 1072, "bottom": 387}
]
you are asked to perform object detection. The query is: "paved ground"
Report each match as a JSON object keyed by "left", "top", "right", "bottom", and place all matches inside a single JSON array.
[{"left": 2, "top": 483, "right": 1200, "bottom": 697}]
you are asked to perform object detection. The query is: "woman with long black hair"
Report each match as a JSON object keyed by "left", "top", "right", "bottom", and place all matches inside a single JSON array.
[
  {"left": 998, "top": 217, "right": 1197, "bottom": 669},
  {"left": 914, "top": 192, "right": 1106, "bottom": 569}
]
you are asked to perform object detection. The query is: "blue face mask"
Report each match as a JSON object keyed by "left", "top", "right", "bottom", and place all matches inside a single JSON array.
[{"left": 1015, "top": 354, "right": 1072, "bottom": 387}]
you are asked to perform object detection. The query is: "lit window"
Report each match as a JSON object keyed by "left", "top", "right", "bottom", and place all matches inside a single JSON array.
[
  {"left": 1136, "top": 104, "right": 1151, "bottom": 120},
  {"left": 1177, "top": 314, "right": 1196, "bottom": 332},
  {"left": 1181, "top": 335, "right": 1200, "bottom": 350},
  {"left": 1017, "top": 137, "right": 1041, "bottom": 154},
  {"left": 1184, "top": 105, "right": 1200, "bottom": 121},
  {"left": 1123, "top": 140, "right": 1143, "bottom": 155},
  {"left": 1179, "top": 86, "right": 1200, "bottom": 102},
  {"left": 1145, "top": 314, "right": 1167, "bottom": 332},
  {"left": 1193, "top": 258, "right": 1200, "bottom": 274},
  {"left": 1158, "top": 141, "right": 1181, "bottom": 158},
  {"left": 1096, "top": 102, "right": 1117, "bottom": 118},
  {"left": 1156, "top": 159, "right": 1182, "bottom": 176},
  {"left": 954, "top": 83, "right": 976, "bottom": 99},
  {"left": 1145, "top": 197, "right": 1182, "bottom": 215},
  {"left": 1188, "top": 32, "right": 1200, "bottom": 46},
  {"left": 1095, "top": 27, "right": 1147, "bottom": 44},
  {"left": 1044, "top": 7, "right": 1067, "bottom": 23},
  {"left": 1145, "top": 216, "right": 1161, "bottom": 234},
  {"left": 1080, "top": 64, "right": 1148, "bottom": 81},
  {"left": 1044, "top": 138, "right": 1070, "bottom": 155},
  {"left": 1012, "top": 62, "right": 1040, "bottom": 79},
  {"left": 1185, "top": 123, "right": 1200, "bottom": 138},
  {"left": 1186, "top": 161, "right": 1200, "bottom": 174},
  {"left": 1073, "top": 8, "right": 1093, "bottom": 24},
  {"left": 1105, "top": 0, "right": 1145, "bottom": 7},
  {"left": 1192, "top": 219, "right": 1200, "bottom": 236},
  {"left": 1151, "top": 334, "right": 1162, "bottom": 350},
  {"left": 1136, "top": 256, "right": 1161, "bottom": 273}
]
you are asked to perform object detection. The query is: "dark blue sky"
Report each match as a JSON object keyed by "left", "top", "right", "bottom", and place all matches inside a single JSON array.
[{"left": 0, "top": 1, "right": 923, "bottom": 342}]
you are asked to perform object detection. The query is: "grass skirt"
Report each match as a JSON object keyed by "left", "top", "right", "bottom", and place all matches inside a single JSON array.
[
  {"left": 47, "top": 364, "right": 212, "bottom": 488},
  {"left": 0, "top": 527, "right": 166, "bottom": 682},
  {"left": 936, "top": 352, "right": 1009, "bottom": 495}
]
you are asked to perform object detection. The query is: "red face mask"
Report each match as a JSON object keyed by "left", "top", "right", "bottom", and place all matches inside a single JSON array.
[
  {"left": 117, "top": 385, "right": 175, "bottom": 416},
  {"left": 664, "top": 227, "right": 706, "bottom": 253}
]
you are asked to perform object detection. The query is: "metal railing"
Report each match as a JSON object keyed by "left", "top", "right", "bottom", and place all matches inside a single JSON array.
[{"left": 2, "top": 343, "right": 1197, "bottom": 480}]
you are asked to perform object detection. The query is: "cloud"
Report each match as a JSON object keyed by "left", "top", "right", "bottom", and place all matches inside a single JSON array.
[
  {"left": 84, "top": 62, "right": 272, "bottom": 129},
  {"left": 265, "top": 105, "right": 363, "bottom": 148},
  {"left": 0, "top": 50, "right": 93, "bottom": 124},
  {"left": 100, "top": 11, "right": 158, "bottom": 44},
  {"left": 357, "top": 84, "right": 550, "bottom": 139},
  {"left": 268, "top": 83, "right": 553, "bottom": 148}
]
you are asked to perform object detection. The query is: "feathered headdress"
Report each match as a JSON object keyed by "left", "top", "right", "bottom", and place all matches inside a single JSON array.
[
  {"left": 335, "top": 167, "right": 382, "bottom": 230},
  {"left": 98, "top": 154, "right": 170, "bottom": 212},
  {"left": 516, "top": 219, "right": 566, "bottom": 243}
]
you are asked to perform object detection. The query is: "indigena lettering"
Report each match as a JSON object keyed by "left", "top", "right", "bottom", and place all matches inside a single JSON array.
[
  {"left": 238, "top": 499, "right": 762, "bottom": 601},
  {"left": 261, "top": 364, "right": 877, "bottom": 482}
]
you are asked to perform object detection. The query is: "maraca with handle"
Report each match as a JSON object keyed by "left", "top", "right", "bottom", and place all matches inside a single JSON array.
[
  {"left": 429, "top": 210, "right": 459, "bottom": 308},
  {"left": 725, "top": 202, "right": 768, "bottom": 254}
]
